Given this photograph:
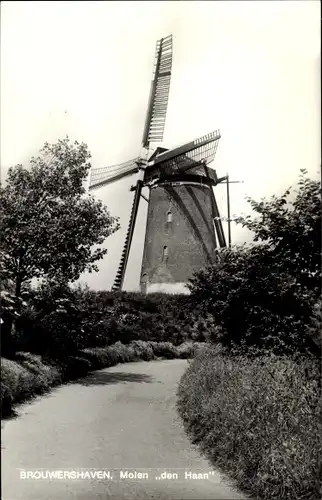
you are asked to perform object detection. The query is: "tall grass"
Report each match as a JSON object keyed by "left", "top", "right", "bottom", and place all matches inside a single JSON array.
[{"left": 177, "top": 347, "right": 321, "bottom": 500}]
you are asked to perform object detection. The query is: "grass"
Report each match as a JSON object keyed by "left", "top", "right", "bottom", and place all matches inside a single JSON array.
[
  {"left": 1, "top": 340, "right": 203, "bottom": 417},
  {"left": 177, "top": 346, "right": 321, "bottom": 500}
]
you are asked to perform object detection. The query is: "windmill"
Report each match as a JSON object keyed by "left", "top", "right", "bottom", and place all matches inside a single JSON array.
[{"left": 89, "top": 35, "right": 228, "bottom": 294}]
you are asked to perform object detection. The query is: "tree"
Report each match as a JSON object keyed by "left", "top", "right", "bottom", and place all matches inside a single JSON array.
[
  {"left": 0, "top": 138, "right": 120, "bottom": 355},
  {"left": 188, "top": 170, "right": 321, "bottom": 355},
  {"left": 0, "top": 137, "right": 119, "bottom": 295},
  {"left": 236, "top": 169, "right": 321, "bottom": 294}
]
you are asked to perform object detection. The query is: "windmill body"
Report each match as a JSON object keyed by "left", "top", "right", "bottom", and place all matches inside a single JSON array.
[
  {"left": 89, "top": 35, "right": 227, "bottom": 293},
  {"left": 140, "top": 176, "right": 218, "bottom": 294}
]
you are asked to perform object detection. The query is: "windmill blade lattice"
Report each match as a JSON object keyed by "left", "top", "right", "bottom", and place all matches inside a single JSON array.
[
  {"left": 148, "top": 130, "right": 221, "bottom": 177},
  {"left": 112, "top": 180, "right": 144, "bottom": 291},
  {"left": 142, "top": 35, "right": 173, "bottom": 148},
  {"left": 89, "top": 157, "right": 140, "bottom": 190}
]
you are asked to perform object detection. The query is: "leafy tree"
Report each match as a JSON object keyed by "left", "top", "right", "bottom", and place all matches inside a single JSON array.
[
  {"left": 0, "top": 138, "right": 119, "bottom": 355},
  {"left": 188, "top": 170, "right": 321, "bottom": 355},
  {"left": 0, "top": 137, "right": 120, "bottom": 297},
  {"left": 236, "top": 169, "right": 321, "bottom": 294}
]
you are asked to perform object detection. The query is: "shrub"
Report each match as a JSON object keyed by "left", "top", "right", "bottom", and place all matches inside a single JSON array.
[
  {"left": 306, "top": 298, "right": 322, "bottom": 353},
  {"left": 176, "top": 342, "right": 194, "bottom": 359},
  {"left": 13, "top": 283, "right": 208, "bottom": 356},
  {"left": 108, "top": 341, "right": 137, "bottom": 363},
  {"left": 177, "top": 347, "right": 321, "bottom": 500},
  {"left": 129, "top": 340, "right": 155, "bottom": 361},
  {"left": 150, "top": 341, "right": 178, "bottom": 359},
  {"left": 79, "top": 348, "right": 109, "bottom": 370},
  {"left": 0, "top": 383, "right": 13, "bottom": 416},
  {"left": 63, "top": 356, "right": 92, "bottom": 380},
  {"left": 80, "top": 340, "right": 201, "bottom": 370},
  {"left": 80, "top": 343, "right": 141, "bottom": 370},
  {"left": 189, "top": 171, "right": 321, "bottom": 356},
  {"left": 1, "top": 358, "right": 57, "bottom": 406},
  {"left": 1, "top": 353, "right": 63, "bottom": 416},
  {"left": 14, "top": 351, "right": 44, "bottom": 365},
  {"left": 15, "top": 352, "right": 61, "bottom": 384},
  {"left": 1, "top": 358, "right": 32, "bottom": 399}
]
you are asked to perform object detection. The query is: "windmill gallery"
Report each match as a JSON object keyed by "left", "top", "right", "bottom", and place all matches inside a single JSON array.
[{"left": 89, "top": 35, "right": 234, "bottom": 294}]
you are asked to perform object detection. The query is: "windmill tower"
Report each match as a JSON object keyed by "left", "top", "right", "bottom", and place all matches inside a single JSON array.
[{"left": 89, "top": 35, "right": 227, "bottom": 294}]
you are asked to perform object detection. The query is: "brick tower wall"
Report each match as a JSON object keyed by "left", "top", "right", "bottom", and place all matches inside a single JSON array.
[{"left": 140, "top": 180, "right": 217, "bottom": 294}]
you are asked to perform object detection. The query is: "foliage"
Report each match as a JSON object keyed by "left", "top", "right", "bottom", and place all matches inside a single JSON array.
[
  {"left": 0, "top": 383, "right": 13, "bottom": 416},
  {"left": 14, "top": 281, "right": 89, "bottom": 358},
  {"left": 0, "top": 138, "right": 119, "bottom": 297},
  {"left": 237, "top": 169, "right": 321, "bottom": 293},
  {"left": 149, "top": 341, "right": 178, "bottom": 359},
  {"left": 188, "top": 171, "right": 321, "bottom": 355},
  {"left": 1, "top": 356, "right": 61, "bottom": 412},
  {"left": 177, "top": 347, "right": 321, "bottom": 500},
  {"left": 0, "top": 282, "right": 30, "bottom": 358},
  {"left": 305, "top": 297, "right": 322, "bottom": 352},
  {"left": 13, "top": 285, "right": 211, "bottom": 358},
  {"left": 62, "top": 356, "right": 92, "bottom": 380}
]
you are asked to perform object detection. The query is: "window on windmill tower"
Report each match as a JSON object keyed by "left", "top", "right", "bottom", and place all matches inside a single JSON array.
[
  {"left": 167, "top": 211, "right": 173, "bottom": 223},
  {"left": 163, "top": 245, "right": 168, "bottom": 260}
]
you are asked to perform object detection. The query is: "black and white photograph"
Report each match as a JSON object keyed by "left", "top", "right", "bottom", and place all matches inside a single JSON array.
[{"left": 0, "top": 1, "right": 320, "bottom": 499}]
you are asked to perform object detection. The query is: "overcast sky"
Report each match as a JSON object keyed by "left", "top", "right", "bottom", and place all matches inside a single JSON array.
[{"left": 1, "top": 1, "right": 320, "bottom": 291}]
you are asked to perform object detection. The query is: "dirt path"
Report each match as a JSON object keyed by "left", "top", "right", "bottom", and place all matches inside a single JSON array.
[{"left": 1, "top": 359, "right": 245, "bottom": 499}]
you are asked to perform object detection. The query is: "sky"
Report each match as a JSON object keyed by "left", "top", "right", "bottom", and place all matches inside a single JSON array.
[{"left": 1, "top": 1, "right": 320, "bottom": 291}]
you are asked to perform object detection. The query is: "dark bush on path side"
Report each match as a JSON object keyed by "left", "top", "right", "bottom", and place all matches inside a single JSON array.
[
  {"left": 0, "top": 384, "right": 13, "bottom": 416},
  {"left": 149, "top": 341, "right": 178, "bottom": 359},
  {"left": 62, "top": 357, "right": 92, "bottom": 380}
]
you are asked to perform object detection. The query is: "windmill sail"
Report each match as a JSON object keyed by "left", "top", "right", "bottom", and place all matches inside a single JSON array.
[
  {"left": 89, "top": 158, "right": 140, "bottom": 190},
  {"left": 146, "top": 130, "right": 221, "bottom": 180},
  {"left": 112, "top": 180, "right": 144, "bottom": 291},
  {"left": 141, "top": 35, "right": 173, "bottom": 148}
]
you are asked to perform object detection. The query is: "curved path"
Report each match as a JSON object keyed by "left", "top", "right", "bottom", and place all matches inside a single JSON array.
[{"left": 2, "top": 359, "right": 245, "bottom": 500}]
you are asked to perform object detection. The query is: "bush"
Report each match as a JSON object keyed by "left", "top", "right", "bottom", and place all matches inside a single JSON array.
[
  {"left": 177, "top": 347, "right": 321, "bottom": 500},
  {"left": 15, "top": 352, "right": 62, "bottom": 384},
  {"left": 189, "top": 171, "right": 321, "bottom": 356},
  {"left": 1, "top": 357, "right": 60, "bottom": 408},
  {"left": 175, "top": 342, "right": 193, "bottom": 359},
  {"left": 63, "top": 356, "right": 92, "bottom": 380},
  {"left": 0, "top": 383, "right": 13, "bottom": 416},
  {"left": 12, "top": 283, "right": 208, "bottom": 357},
  {"left": 306, "top": 298, "right": 322, "bottom": 353},
  {"left": 129, "top": 340, "right": 155, "bottom": 361},
  {"left": 1, "top": 358, "right": 35, "bottom": 402},
  {"left": 14, "top": 351, "right": 44, "bottom": 365},
  {"left": 150, "top": 341, "right": 178, "bottom": 359},
  {"left": 79, "top": 340, "right": 200, "bottom": 370},
  {"left": 108, "top": 341, "right": 137, "bottom": 363},
  {"left": 80, "top": 342, "right": 151, "bottom": 370},
  {"left": 79, "top": 348, "right": 110, "bottom": 370}
]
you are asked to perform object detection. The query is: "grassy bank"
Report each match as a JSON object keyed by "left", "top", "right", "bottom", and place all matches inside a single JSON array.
[
  {"left": 1, "top": 340, "right": 204, "bottom": 418},
  {"left": 177, "top": 346, "right": 321, "bottom": 500}
]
